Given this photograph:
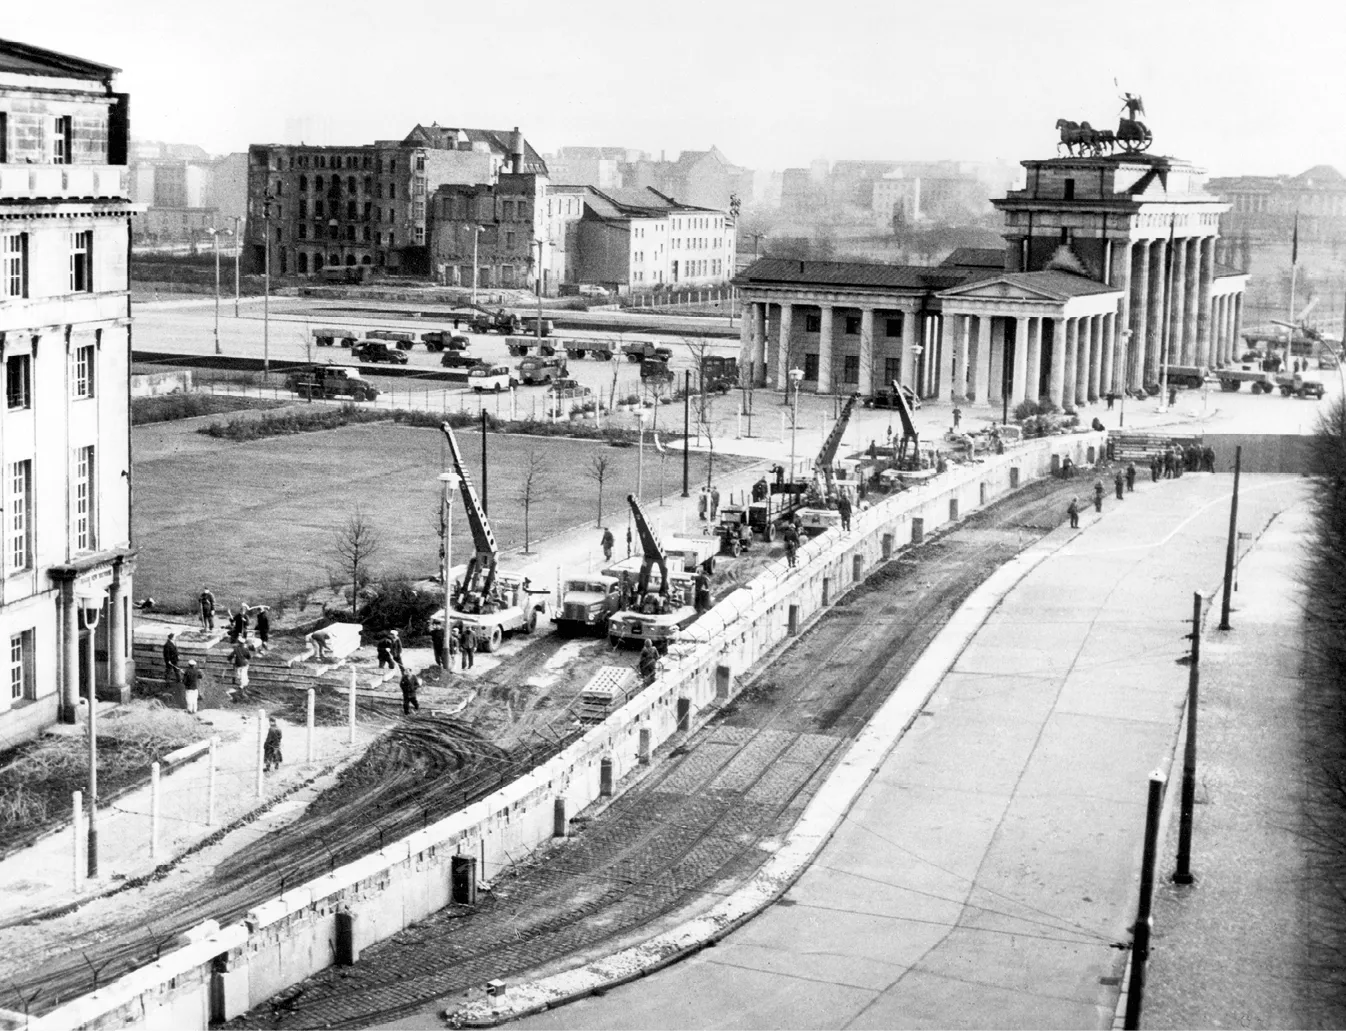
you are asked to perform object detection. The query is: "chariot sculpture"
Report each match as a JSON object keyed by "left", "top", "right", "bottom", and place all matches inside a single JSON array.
[{"left": 1055, "top": 93, "right": 1152, "bottom": 157}]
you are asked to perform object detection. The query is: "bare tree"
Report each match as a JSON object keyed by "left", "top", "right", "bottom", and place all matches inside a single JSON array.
[
  {"left": 333, "top": 506, "right": 381, "bottom": 617},
  {"left": 585, "top": 454, "right": 611, "bottom": 528},
  {"left": 517, "top": 449, "right": 548, "bottom": 554}
]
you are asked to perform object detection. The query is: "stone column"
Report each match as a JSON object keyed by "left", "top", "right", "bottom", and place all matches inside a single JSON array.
[
  {"left": 1088, "top": 314, "right": 1104, "bottom": 401},
  {"left": 738, "top": 301, "right": 752, "bottom": 372},
  {"left": 1232, "top": 292, "right": 1244, "bottom": 359},
  {"left": 1146, "top": 238, "right": 1167, "bottom": 386},
  {"left": 1169, "top": 237, "right": 1189, "bottom": 364},
  {"left": 1047, "top": 317, "right": 1067, "bottom": 407},
  {"left": 1182, "top": 237, "right": 1201, "bottom": 363},
  {"left": 972, "top": 315, "right": 992, "bottom": 404},
  {"left": 1222, "top": 293, "right": 1234, "bottom": 364},
  {"left": 108, "top": 563, "right": 128, "bottom": 699},
  {"left": 1211, "top": 294, "right": 1224, "bottom": 366},
  {"left": 1062, "top": 317, "right": 1080, "bottom": 408},
  {"left": 1075, "top": 314, "right": 1093, "bottom": 404},
  {"left": 817, "top": 305, "right": 833, "bottom": 392},
  {"left": 776, "top": 302, "right": 794, "bottom": 389},
  {"left": 953, "top": 315, "right": 970, "bottom": 401},
  {"left": 61, "top": 580, "right": 78, "bottom": 723},
  {"left": 858, "top": 308, "right": 875, "bottom": 396},
  {"left": 1130, "top": 241, "right": 1151, "bottom": 391},
  {"left": 753, "top": 302, "right": 766, "bottom": 372},
  {"left": 988, "top": 317, "right": 1005, "bottom": 406},
  {"left": 937, "top": 315, "right": 953, "bottom": 402},
  {"left": 1026, "top": 316, "right": 1043, "bottom": 402},
  {"left": 1100, "top": 312, "right": 1116, "bottom": 396},
  {"left": 1196, "top": 236, "right": 1215, "bottom": 366},
  {"left": 1011, "top": 316, "right": 1029, "bottom": 405}
]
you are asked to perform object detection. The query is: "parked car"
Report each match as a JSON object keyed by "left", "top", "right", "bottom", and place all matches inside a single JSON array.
[
  {"left": 469, "top": 365, "right": 521, "bottom": 393},
  {"left": 441, "top": 350, "right": 484, "bottom": 371},
  {"left": 863, "top": 384, "right": 922, "bottom": 410},
  {"left": 284, "top": 365, "right": 379, "bottom": 401},
  {"left": 351, "top": 341, "right": 409, "bottom": 365}
]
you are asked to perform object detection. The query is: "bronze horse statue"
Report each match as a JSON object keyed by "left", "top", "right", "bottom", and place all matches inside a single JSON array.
[{"left": 1056, "top": 119, "right": 1114, "bottom": 157}]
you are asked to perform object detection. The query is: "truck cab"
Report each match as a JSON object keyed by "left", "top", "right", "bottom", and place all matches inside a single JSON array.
[
  {"left": 518, "top": 354, "right": 569, "bottom": 385},
  {"left": 553, "top": 574, "right": 623, "bottom": 635},
  {"left": 284, "top": 365, "right": 379, "bottom": 401}
]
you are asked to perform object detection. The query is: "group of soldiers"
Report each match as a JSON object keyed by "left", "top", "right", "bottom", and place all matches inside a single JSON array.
[{"left": 1149, "top": 441, "right": 1216, "bottom": 481}]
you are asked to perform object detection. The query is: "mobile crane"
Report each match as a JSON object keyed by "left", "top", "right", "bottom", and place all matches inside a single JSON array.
[
  {"left": 434, "top": 422, "right": 549, "bottom": 652},
  {"left": 797, "top": 392, "right": 861, "bottom": 536},
  {"left": 607, "top": 494, "right": 700, "bottom": 651}
]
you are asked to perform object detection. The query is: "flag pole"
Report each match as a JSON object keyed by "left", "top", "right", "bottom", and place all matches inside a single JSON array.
[{"left": 1288, "top": 211, "right": 1299, "bottom": 371}]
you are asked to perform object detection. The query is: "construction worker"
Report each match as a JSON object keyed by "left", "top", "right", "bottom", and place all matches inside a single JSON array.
[
  {"left": 638, "top": 639, "right": 659, "bottom": 686},
  {"left": 460, "top": 627, "right": 477, "bottom": 670}
]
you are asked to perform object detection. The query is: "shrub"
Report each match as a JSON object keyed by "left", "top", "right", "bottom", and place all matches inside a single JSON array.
[
  {"left": 359, "top": 578, "right": 443, "bottom": 637},
  {"left": 1012, "top": 398, "right": 1059, "bottom": 421}
]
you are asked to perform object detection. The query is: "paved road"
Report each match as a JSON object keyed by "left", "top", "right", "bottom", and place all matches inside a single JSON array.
[
  {"left": 226, "top": 477, "right": 1089, "bottom": 1030},
  {"left": 504, "top": 473, "right": 1300, "bottom": 1030}
]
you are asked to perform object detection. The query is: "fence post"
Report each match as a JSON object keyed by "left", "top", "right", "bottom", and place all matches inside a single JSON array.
[
  {"left": 1124, "top": 771, "right": 1166, "bottom": 1030},
  {"left": 1174, "top": 591, "right": 1201, "bottom": 884}
]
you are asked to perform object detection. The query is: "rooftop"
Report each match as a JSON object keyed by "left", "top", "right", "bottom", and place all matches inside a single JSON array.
[
  {"left": 0, "top": 38, "right": 117, "bottom": 79},
  {"left": 735, "top": 257, "right": 968, "bottom": 292}
]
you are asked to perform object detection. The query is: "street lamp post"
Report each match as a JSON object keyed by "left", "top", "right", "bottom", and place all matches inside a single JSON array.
[
  {"left": 1119, "top": 329, "right": 1134, "bottom": 428},
  {"left": 205, "top": 226, "right": 232, "bottom": 355},
  {"left": 472, "top": 225, "right": 487, "bottom": 306},
  {"left": 439, "top": 471, "right": 458, "bottom": 670},
  {"left": 533, "top": 238, "right": 545, "bottom": 344},
  {"left": 232, "top": 215, "right": 241, "bottom": 317},
  {"left": 79, "top": 588, "right": 105, "bottom": 878},
  {"left": 788, "top": 367, "right": 804, "bottom": 480},
  {"left": 635, "top": 409, "right": 646, "bottom": 499},
  {"left": 262, "top": 191, "right": 274, "bottom": 375}
]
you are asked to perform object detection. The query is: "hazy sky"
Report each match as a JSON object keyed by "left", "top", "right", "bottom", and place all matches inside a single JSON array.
[{"left": 8, "top": 0, "right": 1343, "bottom": 178}]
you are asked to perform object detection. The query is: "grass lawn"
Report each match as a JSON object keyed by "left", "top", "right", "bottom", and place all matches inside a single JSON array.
[
  {"left": 132, "top": 421, "right": 749, "bottom": 613},
  {"left": 131, "top": 393, "right": 287, "bottom": 425}
]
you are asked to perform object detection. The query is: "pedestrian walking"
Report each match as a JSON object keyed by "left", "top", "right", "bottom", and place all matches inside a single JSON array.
[
  {"left": 376, "top": 634, "right": 396, "bottom": 669},
  {"left": 1093, "top": 479, "right": 1105, "bottom": 513},
  {"left": 952, "top": 406, "right": 962, "bottom": 430},
  {"left": 231, "top": 638, "right": 251, "bottom": 690},
  {"left": 836, "top": 493, "right": 853, "bottom": 532},
  {"left": 162, "top": 632, "right": 181, "bottom": 683},
  {"left": 697, "top": 490, "right": 708, "bottom": 521},
  {"left": 1067, "top": 496, "right": 1080, "bottom": 528},
  {"left": 254, "top": 607, "right": 270, "bottom": 655},
  {"left": 1126, "top": 462, "right": 1136, "bottom": 492},
  {"left": 399, "top": 667, "right": 421, "bottom": 715},
  {"left": 460, "top": 627, "right": 476, "bottom": 669},
  {"left": 1106, "top": 392, "right": 1116, "bottom": 410},
  {"left": 263, "top": 718, "right": 283, "bottom": 772},
  {"left": 600, "top": 526, "right": 614, "bottom": 561},
  {"left": 710, "top": 486, "right": 721, "bottom": 520},
  {"left": 389, "top": 629, "right": 404, "bottom": 666},
  {"left": 430, "top": 621, "right": 446, "bottom": 668},
  {"left": 638, "top": 639, "right": 659, "bottom": 687},
  {"left": 199, "top": 588, "right": 215, "bottom": 631},
  {"left": 784, "top": 536, "right": 798, "bottom": 567},
  {"left": 1114, "top": 470, "right": 1125, "bottom": 500},
  {"left": 183, "top": 660, "right": 201, "bottom": 714},
  {"left": 1150, "top": 454, "right": 1160, "bottom": 482}
]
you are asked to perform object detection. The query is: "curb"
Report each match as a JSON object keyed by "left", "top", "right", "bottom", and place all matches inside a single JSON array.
[{"left": 446, "top": 521, "right": 1084, "bottom": 1027}]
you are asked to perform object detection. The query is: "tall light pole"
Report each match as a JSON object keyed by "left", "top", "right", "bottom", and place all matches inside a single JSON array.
[
  {"left": 205, "top": 226, "right": 231, "bottom": 354},
  {"left": 472, "top": 225, "right": 487, "bottom": 306},
  {"left": 80, "top": 588, "right": 106, "bottom": 878},
  {"left": 262, "top": 190, "right": 274, "bottom": 375},
  {"left": 232, "top": 215, "right": 241, "bottom": 317},
  {"left": 788, "top": 366, "right": 804, "bottom": 480},
  {"left": 439, "top": 471, "right": 458, "bottom": 669},
  {"left": 635, "top": 409, "right": 646, "bottom": 500},
  {"left": 533, "top": 238, "right": 545, "bottom": 343}
]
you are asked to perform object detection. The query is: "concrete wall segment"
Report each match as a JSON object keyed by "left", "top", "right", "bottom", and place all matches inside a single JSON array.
[{"left": 47, "top": 432, "right": 1103, "bottom": 1030}]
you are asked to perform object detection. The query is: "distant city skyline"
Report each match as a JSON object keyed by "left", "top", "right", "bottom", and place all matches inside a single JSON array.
[{"left": 6, "top": 0, "right": 1341, "bottom": 179}]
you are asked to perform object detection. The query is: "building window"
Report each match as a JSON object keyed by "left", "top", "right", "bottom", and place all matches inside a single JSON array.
[
  {"left": 74, "top": 344, "right": 95, "bottom": 399},
  {"left": 297, "top": 224, "right": 307, "bottom": 240},
  {"left": 1064, "top": 178, "right": 1075, "bottom": 200},
  {"left": 74, "top": 445, "right": 95, "bottom": 552},
  {"left": 297, "top": 252, "right": 308, "bottom": 274},
  {"left": 505, "top": 230, "right": 516, "bottom": 250},
  {"left": 9, "top": 631, "right": 34, "bottom": 704},
  {"left": 844, "top": 316, "right": 861, "bottom": 335},
  {"left": 346, "top": 200, "right": 357, "bottom": 220},
  {"left": 69, "top": 229, "right": 93, "bottom": 293},
  {"left": 52, "top": 115, "right": 72, "bottom": 164},
  {"left": 389, "top": 183, "right": 397, "bottom": 199},
  {"left": 803, "top": 354, "right": 820, "bottom": 381},
  {"left": 414, "top": 226, "right": 424, "bottom": 244},
  {"left": 0, "top": 112, "right": 7, "bottom": 163},
  {"left": 884, "top": 357, "right": 902, "bottom": 383},
  {"left": 1, "top": 233, "right": 26, "bottom": 299},
  {"left": 6, "top": 355, "right": 30, "bottom": 410},
  {"left": 9, "top": 460, "right": 30, "bottom": 572},
  {"left": 805, "top": 313, "right": 822, "bottom": 333},
  {"left": 299, "top": 175, "right": 307, "bottom": 192},
  {"left": 842, "top": 355, "right": 860, "bottom": 382},
  {"left": 885, "top": 318, "right": 902, "bottom": 338}
]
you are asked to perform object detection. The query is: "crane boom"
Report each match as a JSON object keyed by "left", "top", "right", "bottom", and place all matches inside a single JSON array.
[
  {"left": 627, "top": 493, "right": 669, "bottom": 598},
  {"left": 441, "top": 422, "right": 499, "bottom": 604},
  {"left": 815, "top": 392, "right": 860, "bottom": 496}
]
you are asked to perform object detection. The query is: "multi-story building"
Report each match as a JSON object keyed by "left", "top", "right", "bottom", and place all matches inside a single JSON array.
[
  {"left": 0, "top": 39, "right": 138, "bottom": 748},
  {"left": 428, "top": 170, "right": 548, "bottom": 292},
  {"left": 245, "top": 125, "right": 545, "bottom": 279},
  {"left": 541, "top": 186, "right": 735, "bottom": 295},
  {"left": 620, "top": 146, "right": 751, "bottom": 212},
  {"left": 545, "top": 146, "right": 630, "bottom": 192}
]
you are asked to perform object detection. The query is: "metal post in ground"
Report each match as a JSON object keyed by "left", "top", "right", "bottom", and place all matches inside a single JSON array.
[
  {"left": 150, "top": 761, "right": 161, "bottom": 862},
  {"left": 1174, "top": 591, "right": 1201, "bottom": 884},
  {"left": 255, "top": 709, "right": 266, "bottom": 798},
  {"left": 480, "top": 409, "right": 489, "bottom": 517},
  {"left": 348, "top": 668, "right": 357, "bottom": 744},
  {"left": 306, "top": 688, "right": 315, "bottom": 764},
  {"left": 72, "top": 790, "right": 83, "bottom": 891},
  {"left": 207, "top": 736, "right": 218, "bottom": 826},
  {"left": 1124, "top": 771, "right": 1166, "bottom": 1030},
  {"left": 1219, "top": 446, "right": 1242, "bottom": 630},
  {"left": 682, "top": 370, "right": 690, "bottom": 498}
]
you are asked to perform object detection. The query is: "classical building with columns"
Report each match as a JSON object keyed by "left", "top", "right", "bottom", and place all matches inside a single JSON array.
[
  {"left": 738, "top": 146, "right": 1250, "bottom": 410},
  {"left": 0, "top": 41, "right": 138, "bottom": 749}
]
